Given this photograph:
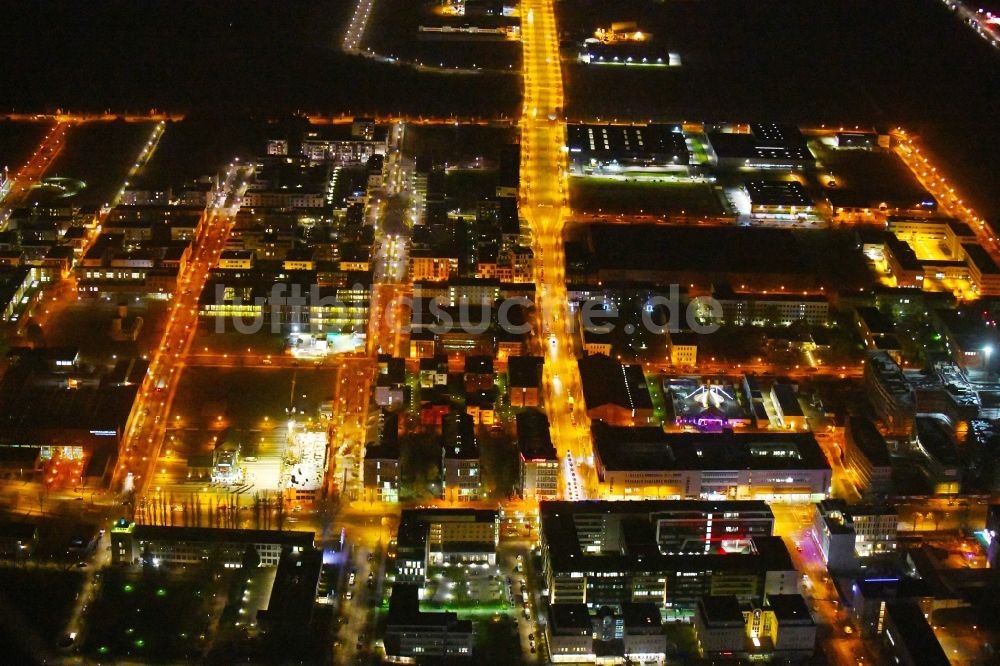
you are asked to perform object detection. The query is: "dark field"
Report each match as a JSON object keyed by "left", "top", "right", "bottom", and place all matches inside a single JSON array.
[
  {"left": 402, "top": 124, "right": 519, "bottom": 163},
  {"left": 83, "top": 567, "right": 221, "bottom": 661},
  {"left": 0, "top": 121, "right": 51, "bottom": 173},
  {"left": 2, "top": 0, "right": 997, "bottom": 216},
  {"left": 130, "top": 116, "right": 282, "bottom": 191},
  {"left": 0, "top": 568, "right": 84, "bottom": 657},
  {"left": 0, "top": 0, "right": 520, "bottom": 119},
  {"left": 559, "top": 0, "right": 1000, "bottom": 217},
  {"left": 569, "top": 178, "right": 724, "bottom": 216},
  {"left": 171, "top": 367, "right": 338, "bottom": 432},
  {"left": 364, "top": 0, "right": 522, "bottom": 71},
  {"left": 26, "top": 121, "right": 154, "bottom": 208},
  {"left": 809, "top": 139, "right": 932, "bottom": 208}
]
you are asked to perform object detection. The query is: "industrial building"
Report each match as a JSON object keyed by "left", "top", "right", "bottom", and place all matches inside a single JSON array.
[
  {"left": 567, "top": 124, "right": 689, "bottom": 170},
  {"left": 578, "top": 353, "right": 655, "bottom": 426},
  {"left": 707, "top": 124, "right": 814, "bottom": 170}
]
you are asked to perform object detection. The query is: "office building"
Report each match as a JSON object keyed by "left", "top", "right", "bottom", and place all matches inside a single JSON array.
[
  {"left": 508, "top": 355, "right": 543, "bottom": 407},
  {"left": 540, "top": 500, "right": 774, "bottom": 556},
  {"left": 546, "top": 603, "right": 668, "bottom": 664},
  {"left": 931, "top": 308, "right": 997, "bottom": 370},
  {"left": 963, "top": 244, "right": 1000, "bottom": 296},
  {"left": 110, "top": 521, "right": 315, "bottom": 567},
  {"left": 540, "top": 502, "right": 799, "bottom": 617},
  {"left": 880, "top": 601, "right": 950, "bottom": 666},
  {"left": 384, "top": 584, "right": 474, "bottom": 659},
  {"left": 591, "top": 422, "right": 832, "bottom": 502},
  {"left": 363, "top": 411, "right": 400, "bottom": 502},
  {"left": 693, "top": 593, "right": 817, "bottom": 661},
  {"left": 864, "top": 351, "right": 915, "bottom": 435},
  {"left": 844, "top": 413, "right": 893, "bottom": 496},
  {"left": 812, "top": 500, "right": 897, "bottom": 571},
  {"left": 395, "top": 509, "right": 500, "bottom": 584},
  {"left": 441, "top": 408, "right": 481, "bottom": 500},
  {"left": 410, "top": 250, "right": 459, "bottom": 282},
  {"left": 516, "top": 410, "right": 559, "bottom": 500},
  {"left": 769, "top": 382, "right": 806, "bottom": 430},
  {"left": 667, "top": 330, "right": 699, "bottom": 367},
  {"left": 845, "top": 577, "right": 935, "bottom": 638},
  {"left": 710, "top": 284, "right": 829, "bottom": 327}
]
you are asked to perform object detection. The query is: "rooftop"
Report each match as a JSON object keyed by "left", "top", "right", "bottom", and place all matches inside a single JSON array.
[
  {"left": 516, "top": 410, "right": 556, "bottom": 461},
  {"left": 765, "top": 593, "right": 813, "bottom": 624},
  {"left": 578, "top": 353, "right": 653, "bottom": 413},
  {"left": 592, "top": 422, "right": 831, "bottom": 473},
  {"left": 744, "top": 180, "right": 813, "bottom": 208},
  {"left": 586, "top": 225, "right": 811, "bottom": 278},
  {"left": 567, "top": 124, "right": 688, "bottom": 164},
  {"left": 540, "top": 500, "right": 793, "bottom": 574},
  {"left": 885, "top": 601, "right": 950, "bottom": 666},
  {"left": 132, "top": 525, "right": 315, "bottom": 547},
  {"left": 697, "top": 594, "right": 745, "bottom": 625}
]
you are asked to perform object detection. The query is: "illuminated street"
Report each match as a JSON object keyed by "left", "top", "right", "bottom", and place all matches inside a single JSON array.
[
  {"left": 2, "top": 4, "right": 1000, "bottom": 664},
  {"left": 521, "top": 0, "right": 595, "bottom": 500},
  {"left": 116, "top": 164, "right": 252, "bottom": 500},
  {"left": 0, "top": 121, "right": 70, "bottom": 227}
]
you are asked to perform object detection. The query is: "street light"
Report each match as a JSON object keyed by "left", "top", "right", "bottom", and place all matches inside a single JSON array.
[{"left": 984, "top": 345, "right": 994, "bottom": 376}]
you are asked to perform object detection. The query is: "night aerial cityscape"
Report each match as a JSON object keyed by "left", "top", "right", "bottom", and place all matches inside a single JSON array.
[{"left": 1, "top": 1, "right": 1000, "bottom": 665}]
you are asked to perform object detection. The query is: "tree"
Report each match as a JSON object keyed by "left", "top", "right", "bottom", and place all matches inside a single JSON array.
[{"left": 241, "top": 544, "right": 260, "bottom": 570}]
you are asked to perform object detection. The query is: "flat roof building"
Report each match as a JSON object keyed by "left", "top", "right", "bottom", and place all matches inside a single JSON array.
[
  {"left": 578, "top": 353, "right": 654, "bottom": 426},
  {"left": 881, "top": 601, "right": 950, "bottom": 666},
  {"left": 567, "top": 124, "right": 689, "bottom": 169},
  {"left": 591, "top": 422, "right": 831, "bottom": 502},
  {"left": 963, "top": 243, "right": 1000, "bottom": 296},
  {"left": 864, "top": 351, "right": 915, "bottom": 435},
  {"left": 539, "top": 499, "right": 774, "bottom": 557},
  {"left": 441, "top": 408, "right": 481, "bottom": 501},
  {"left": 693, "top": 593, "right": 817, "bottom": 661},
  {"left": 707, "top": 124, "right": 813, "bottom": 169},
  {"left": 812, "top": 500, "right": 897, "bottom": 572},
  {"left": 395, "top": 509, "right": 499, "bottom": 584},
  {"left": 363, "top": 411, "right": 400, "bottom": 502},
  {"left": 844, "top": 413, "right": 893, "bottom": 496},
  {"left": 744, "top": 180, "right": 814, "bottom": 216},
  {"left": 540, "top": 501, "right": 799, "bottom": 617},
  {"left": 516, "top": 410, "right": 559, "bottom": 500},
  {"left": 110, "top": 521, "right": 315, "bottom": 567},
  {"left": 384, "top": 584, "right": 474, "bottom": 659}
]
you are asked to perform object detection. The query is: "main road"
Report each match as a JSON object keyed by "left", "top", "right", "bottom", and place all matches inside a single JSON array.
[
  {"left": 520, "top": 0, "right": 595, "bottom": 499},
  {"left": 0, "top": 121, "right": 71, "bottom": 228},
  {"left": 115, "top": 164, "right": 252, "bottom": 501}
]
